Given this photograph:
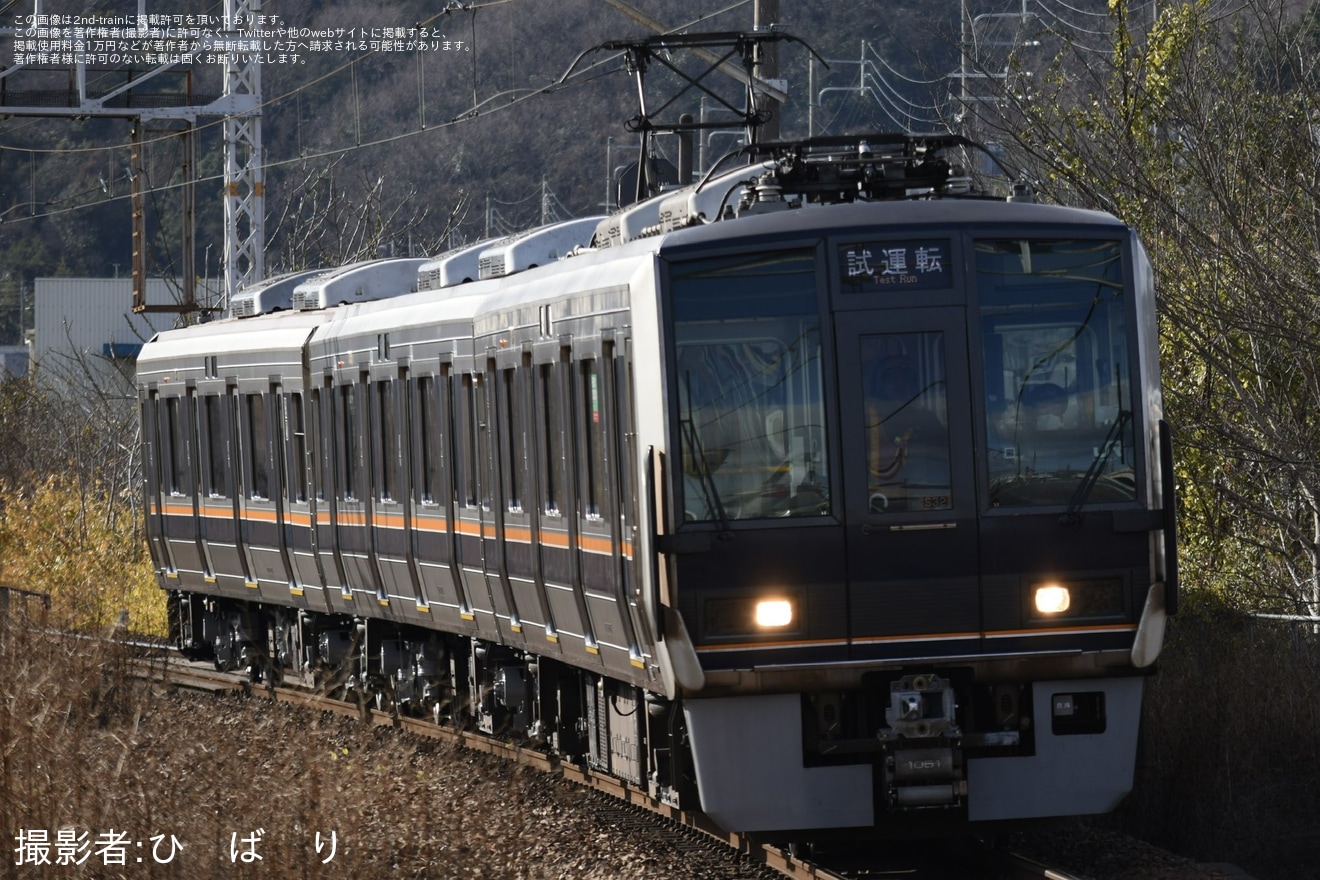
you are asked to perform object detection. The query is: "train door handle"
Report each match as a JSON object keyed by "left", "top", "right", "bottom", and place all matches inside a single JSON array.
[{"left": 861, "top": 522, "right": 957, "bottom": 535}]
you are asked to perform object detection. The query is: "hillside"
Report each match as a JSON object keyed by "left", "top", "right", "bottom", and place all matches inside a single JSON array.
[{"left": 0, "top": 0, "right": 975, "bottom": 317}]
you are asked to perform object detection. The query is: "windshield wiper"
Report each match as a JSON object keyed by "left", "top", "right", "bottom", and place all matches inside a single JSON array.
[
  {"left": 681, "top": 372, "right": 733, "bottom": 536},
  {"left": 1061, "top": 409, "right": 1131, "bottom": 527}
]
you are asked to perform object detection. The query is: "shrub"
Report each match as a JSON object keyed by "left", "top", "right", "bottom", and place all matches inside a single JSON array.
[
  {"left": 1118, "top": 598, "right": 1320, "bottom": 878},
  {"left": 0, "top": 473, "right": 164, "bottom": 637}
]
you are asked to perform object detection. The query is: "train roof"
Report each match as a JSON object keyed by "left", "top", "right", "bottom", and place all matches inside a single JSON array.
[
  {"left": 134, "top": 230, "right": 661, "bottom": 373},
  {"left": 658, "top": 198, "right": 1128, "bottom": 256},
  {"left": 228, "top": 267, "right": 325, "bottom": 317},
  {"left": 477, "top": 216, "right": 605, "bottom": 280},
  {"left": 308, "top": 286, "right": 488, "bottom": 343},
  {"left": 308, "top": 233, "right": 659, "bottom": 345},
  {"left": 137, "top": 309, "right": 332, "bottom": 378},
  {"left": 151, "top": 199, "right": 1125, "bottom": 337},
  {"left": 417, "top": 239, "right": 498, "bottom": 290},
  {"left": 291, "top": 257, "right": 430, "bottom": 310}
]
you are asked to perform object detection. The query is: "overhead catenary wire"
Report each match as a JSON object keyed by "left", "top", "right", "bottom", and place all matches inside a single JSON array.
[
  {"left": 0, "top": 0, "right": 742, "bottom": 225},
  {"left": 0, "top": 0, "right": 745, "bottom": 160},
  {"left": 812, "top": 39, "right": 949, "bottom": 136},
  {"left": 0, "top": 54, "right": 624, "bottom": 226},
  {"left": 0, "top": 7, "right": 926, "bottom": 176},
  {"left": 0, "top": 0, "right": 519, "bottom": 159},
  {"left": 1034, "top": 0, "right": 1118, "bottom": 19},
  {"left": 864, "top": 41, "right": 952, "bottom": 87},
  {"left": 863, "top": 71, "right": 946, "bottom": 127}
]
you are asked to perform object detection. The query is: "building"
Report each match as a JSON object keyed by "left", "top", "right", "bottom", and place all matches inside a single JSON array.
[
  {"left": 0, "top": 345, "right": 27, "bottom": 379},
  {"left": 32, "top": 278, "right": 221, "bottom": 395}
]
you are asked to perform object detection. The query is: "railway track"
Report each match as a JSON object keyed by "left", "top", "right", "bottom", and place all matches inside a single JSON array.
[{"left": 132, "top": 650, "right": 1086, "bottom": 880}]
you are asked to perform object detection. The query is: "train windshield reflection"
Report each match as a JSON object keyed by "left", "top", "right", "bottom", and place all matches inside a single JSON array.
[
  {"left": 669, "top": 251, "right": 830, "bottom": 521},
  {"left": 861, "top": 331, "right": 953, "bottom": 514},
  {"left": 976, "top": 239, "right": 1137, "bottom": 508}
]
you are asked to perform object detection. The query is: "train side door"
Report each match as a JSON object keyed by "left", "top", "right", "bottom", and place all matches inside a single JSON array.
[
  {"left": 143, "top": 389, "right": 181, "bottom": 580},
  {"left": 283, "top": 389, "right": 331, "bottom": 612},
  {"left": 235, "top": 386, "right": 296, "bottom": 600},
  {"left": 834, "top": 310, "right": 982, "bottom": 656},
  {"left": 332, "top": 376, "right": 384, "bottom": 604}
]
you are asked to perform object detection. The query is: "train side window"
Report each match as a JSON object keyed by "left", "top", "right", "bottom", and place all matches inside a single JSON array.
[
  {"left": 247, "top": 393, "right": 271, "bottom": 500},
  {"left": 201, "top": 394, "right": 229, "bottom": 498},
  {"left": 313, "top": 385, "right": 331, "bottom": 502},
  {"left": 501, "top": 364, "right": 527, "bottom": 513},
  {"left": 185, "top": 391, "right": 200, "bottom": 497},
  {"left": 229, "top": 392, "right": 244, "bottom": 497},
  {"left": 975, "top": 239, "right": 1137, "bottom": 509},
  {"left": 143, "top": 391, "right": 162, "bottom": 497},
  {"left": 160, "top": 396, "right": 175, "bottom": 494},
  {"left": 164, "top": 396, "right": 190, "bottom": 495},
  {"left": 454, "top": 373, "right": 477, "bottom": 507},
  {"left": 375, "top": 379, "right": 396, "bottom": 502},
  {"left": 416, "top": 376, "right": 440, "bottom": 505},
  {"left": 475, "top": 368, "right": 492, "bottom": 510},
  {"left": 271, "top": 387, "right": 289, "bottom": 503},
  {"left": 537, "top": 360, "right": 564, "bottom": 517},
  {"left": 579, "top": 358, "right": 606, "bottom": 520},
  {"left": 338, "top": 383, "right": 360, "bottom": 501},
  {"left": 162, "top": 396, "right": 176, "bottom": 494},
  {"left": 288, "top": 392, "right": 308, "bottom": 503},
  {"left": 668, "top": 249, "right": 829, "bottom": 521},
  {"left": 613, "top": 343, "right": 637, "bottom": 525},
  {"left": 437, "top": 367, "right": 453, "bottom": 507}
]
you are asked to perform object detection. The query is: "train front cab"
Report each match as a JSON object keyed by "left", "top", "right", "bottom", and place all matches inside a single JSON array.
[{"left": 656, "top": 207, "right": 1176, "bottom": 834}]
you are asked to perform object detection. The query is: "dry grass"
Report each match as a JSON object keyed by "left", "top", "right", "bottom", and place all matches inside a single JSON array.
[
  {"left": 0, "top": 618, "right": 719, "bottom": 880},
  {"left": 5, "top": 583, "right": 1317, "bottom": 879}
]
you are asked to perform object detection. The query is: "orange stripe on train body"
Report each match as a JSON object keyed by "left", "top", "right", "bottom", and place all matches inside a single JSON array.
[
  {"left": 696, "top": 623, "right": 1138, "bottom": 654},
  {"left": 167, "top": 506, "right": 632, "bottom": 561}
]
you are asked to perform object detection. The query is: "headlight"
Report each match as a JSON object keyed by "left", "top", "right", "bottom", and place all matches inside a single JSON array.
[
  {"left": 1034, "top": 583, "right": 1071, "bottom": 615},
  {"left": 703, "top": 594, "right": 799, "bottom": 637},
  {"left": 1029, "top": 578, "right": 1126, "bottom": 619},
  {"left": 754, "top": 599, "right": 794, "bottom": 628}
]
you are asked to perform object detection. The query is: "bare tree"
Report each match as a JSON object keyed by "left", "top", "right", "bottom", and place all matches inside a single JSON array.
[
  {"left": 970, "top": 0, "right": 1320, "bottom": 615},
  {"left": 267, "top": 157, "right": 472, "bottom": 271}
]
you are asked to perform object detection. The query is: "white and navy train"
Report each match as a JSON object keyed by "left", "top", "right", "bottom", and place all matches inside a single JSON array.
[{"left": 138, "top": 133, "right": 1177, "bottom": 838}]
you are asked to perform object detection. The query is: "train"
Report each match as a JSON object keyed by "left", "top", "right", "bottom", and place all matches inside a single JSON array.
[{"left": 137, "top": 131, "right": 1178, "bottom": 839}]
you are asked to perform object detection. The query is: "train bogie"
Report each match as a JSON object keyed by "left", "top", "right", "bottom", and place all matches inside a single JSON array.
[{"left": 139, "top": 132, "right": 1174, "bottom": 839}]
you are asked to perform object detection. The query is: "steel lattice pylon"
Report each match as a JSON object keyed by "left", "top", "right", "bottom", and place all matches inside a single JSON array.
[
  {"left": 0, "top": 0, "right": 265, "bottom": 313},
  {"left": 222, "top": 0, "right": 265, "bottom": 307}
]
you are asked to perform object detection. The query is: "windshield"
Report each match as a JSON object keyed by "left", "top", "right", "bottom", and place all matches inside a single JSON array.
[
  {"left": 669, "top": 250, "right": 830, "bottom": 522},
  {"left": 861, "top": 331, "right": 953, "bottom": 514},
  {"left": 976, "top": 239, "right": 1136, "bottom": 508}
]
